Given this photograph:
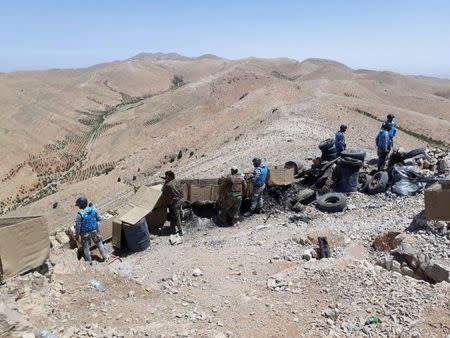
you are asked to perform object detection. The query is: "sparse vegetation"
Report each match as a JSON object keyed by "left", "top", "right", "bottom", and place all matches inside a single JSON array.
[
  {"left": 171, "top": 75, "right": 185, "bottom": 89},
  {"left": 351, "top": 107, "right": 449, "bottom": 149},
  {"left": 271, "top": 70, "right": 297, "bottom": 81},
  {"left": 0, "top": 80, "right": 153, "bottom": 213},
  {"left": 61, "top": 162, "right": 116, "bottom": 184},
  {"left": 344, "top": 92, "right": 359, "bottom": 98},
  {"left": 144, "top": 115, "right": 164, "bottom": 126},
  {"left": 434, "top": 91, "right": 450, "bottom": 99},
  {"left": 239, "top": 92, "right": 248, "bottom": 100}
]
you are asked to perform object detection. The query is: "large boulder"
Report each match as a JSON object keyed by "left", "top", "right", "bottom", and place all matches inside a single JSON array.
[
  {"left": 422, "top": 260, "right": 450, "bottom": 283},
  {"left": 372, "top": 231, "right": 401, "bottom": 251},
  {"left": 391, "top": 234, "right": 426, "bottom": 269},
  {"left": 55, "top": 231, "right": 70, "bottom": 245}
]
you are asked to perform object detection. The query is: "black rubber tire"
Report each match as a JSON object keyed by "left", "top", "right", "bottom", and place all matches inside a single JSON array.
[
  {"left": 319, "top": 138, "right": 335, "bottom": 151},
  {"left": 404, "top": 148, "right": 427, "bottom": 159},
  {"left": 340, "top": 149, "right": 366, "bottom": 161},
  {"left": 284, "top": 161, "right": 303, "bottom": 175},
  {"left": 358, "top": 173, "right": 372, "bottom": 193},
  {"left": 296, "top": 188, "right": 316, "bottom": 204},
  {"left": 316, "top": 193, "right": 347, "bottom": 212},
  {"left": 367, "top": 171, "right": 389, "bottom": 195},
  {"left": 324, "top": 146, "right": 337, "bottom": 156},
  {"left": 322, "top": 153, "right": 338, "bottom": 162},
  {"left": 339, "top": 157, "right": 363, "bottom": 168}
]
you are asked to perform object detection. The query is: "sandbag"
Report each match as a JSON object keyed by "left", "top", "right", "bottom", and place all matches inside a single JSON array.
[
  {"left": 391, "top": 166, "right": 426, "bottom": 196},
  {"left": 123, "top": 217, "right": 150, "bottom": 252}
]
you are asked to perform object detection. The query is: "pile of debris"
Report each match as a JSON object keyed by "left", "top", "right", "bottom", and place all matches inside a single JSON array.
[
  {"left": 410, "top": 210, "right": 449, "bottom": 238},
  {"left": 390, "top": 147, "right": 449, "bottom": 176},
  {"left": 275, "top": 144, "right": 450, "bottom": 215},
  {"left": 374, "top": 232, "right": 450, "bottom": 283}
]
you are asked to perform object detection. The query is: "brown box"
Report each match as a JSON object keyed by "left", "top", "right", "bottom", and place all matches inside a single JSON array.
[
  {"left": 267, "top": 166, "right": 295, "bottom": 186},
  {"left": 112, "top": 185, "right": 166, "bottom": 249},
  {"left": 0, "top": 216, "right": 49, "bottom": 281},
  {"left": 184, "top": 178, "right": 221, "bottom": 202},
  {"left": 425, "top": 182, "right": 450, "bottom": 221},
  {"left": 189, "top": 184, "right": 213, "bottom": 202}
]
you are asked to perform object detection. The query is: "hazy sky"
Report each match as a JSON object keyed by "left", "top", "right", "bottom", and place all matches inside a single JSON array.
[{"left": 1, "top": 0, "right": 449, "bottom": 76}]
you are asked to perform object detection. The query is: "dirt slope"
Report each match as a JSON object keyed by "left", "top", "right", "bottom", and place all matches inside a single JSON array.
[
  {"left": 1, "top": 54, "right": 450, "bottom": 226},
  {"left": 0, "top": 54, "right": 450, "bottom": 338}
]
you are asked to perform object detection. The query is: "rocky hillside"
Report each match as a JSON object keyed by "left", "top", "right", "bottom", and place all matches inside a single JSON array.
[
  {"left": 1, "top": 54, "right": 450, "bottom": 230},
  {"left": 0, "top": 54, "right": 449, "bottom": 338}
]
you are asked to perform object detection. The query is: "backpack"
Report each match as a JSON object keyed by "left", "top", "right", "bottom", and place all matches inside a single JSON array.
[
  {"left": 376, "top": 130, "right": 387, "bottom": 150},
  {"left": 255, "top": 166, "right": 268, "bottom": 186},
  {"left": 78, "top": 207, "right": 98, "bottom": 233}
]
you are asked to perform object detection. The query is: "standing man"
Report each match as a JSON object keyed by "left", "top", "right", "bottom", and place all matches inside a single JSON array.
[
  {"left": 376, "top": 124, "right": 392, "bottom": 171},
  {"left": 162, "top": 170, "right": 184, "bottom": 236},
  {"left": 335, "top": 124, "right": 347, "bottom": 156},
  {"left": 218, "top": 166, "right": 247, "bottom": 226},
  {"left": 382, "top": 114, "right": 396, "bottom": 149},
  {"left": 245, "top": 158, "right": 267, "bottom": 216},
  {"left": 75, "top": 197, "right": 108, "bottom": 264}
]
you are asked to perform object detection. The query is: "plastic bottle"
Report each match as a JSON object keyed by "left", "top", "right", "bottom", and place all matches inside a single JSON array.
[
  {"left": 39, "top": 330, "right": 58, "bottom": 338},
  {"left": 90, "top": 279, "right": 106, "bottom": 292},
  {"left": 366, "top": 316, "right": 381, "bottom": 324}
]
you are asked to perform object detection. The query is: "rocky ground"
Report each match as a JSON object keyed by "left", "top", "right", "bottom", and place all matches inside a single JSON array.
[{"left": 1, "top": 191, "right": 449, "bottom": 338}]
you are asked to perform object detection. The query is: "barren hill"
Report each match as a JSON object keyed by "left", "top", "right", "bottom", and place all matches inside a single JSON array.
[
  {"left": 1, "top": 54, "right": 450, "bottom": 338},
  {"left": 1, "top": 54, "right": 450, "bottom": 228}
]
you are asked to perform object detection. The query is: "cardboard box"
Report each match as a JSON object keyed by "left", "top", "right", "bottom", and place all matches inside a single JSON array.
[
  {"left": 112, "top": 185, "right": 165, "bottom": 249},
  {"left": 0, "top": 216, "right": 49, "bottom": 281},
  {"left": 425, "top": 182, "right": 450, "bottom": 221},
  {"left": 267, "top": 166, "right": 295, "bottom": 186},
  {"left": 182, "top": 178, "right": 221, "bottom": 202},
  {"left": 189, "top": 184, "right": 213, "bottom": 202}
]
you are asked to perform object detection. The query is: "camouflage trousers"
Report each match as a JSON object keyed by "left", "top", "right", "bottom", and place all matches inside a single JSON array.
[
  {"left": 219, "top": 194, "right": 242, "bottom": 225},
  {"left": 168, "top": 201, "right": 183, "bottom": 233},
  {"left": 81, "top": 230, "right": 108, "bottom": 262},
  {"left": 250, "top": 184, "right": 265, "bottom": 211},
  {"left": 378, "top": 150, "right": 390, "bottom": 171}
]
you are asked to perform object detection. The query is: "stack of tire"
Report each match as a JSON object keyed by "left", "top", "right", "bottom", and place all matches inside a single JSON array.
[
  {"left": 335, "top": 149, "right": 366, "bottom": 193},
  {"left": 319, "top": 139, "right": 338, "bottom": 162}
]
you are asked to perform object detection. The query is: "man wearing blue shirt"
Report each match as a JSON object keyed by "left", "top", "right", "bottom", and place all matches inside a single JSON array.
[
  {"left": 382, "top": 114, "right": 396, "bottom": 149},
  {"left": 376, "top": 124, "right": 392, "bottom": 171},
  {"left": 244, "top": 158, "right": 267, "bottom": 216},
  {"left": 75, "top": 197, "right": 108, "bottom": 264},
  {"left": 335, "top": 124, "right": 347, "bottom": 156}
]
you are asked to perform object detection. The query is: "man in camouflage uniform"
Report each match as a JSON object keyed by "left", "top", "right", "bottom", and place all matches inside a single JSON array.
[
  {"left": 162, "top": 171, "right": 184, "bottom": 235},
  {"left": 218, "top": 166, "right": 247, "bottom": 226}
]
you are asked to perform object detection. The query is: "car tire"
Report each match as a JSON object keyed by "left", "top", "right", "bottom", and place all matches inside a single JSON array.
[
  {"left": 316, "top": 193, "right": 347, "bottom": 212},
  {"left": 367, "top": 171, "right": 389, "bottom": 194},
  {"left": 358, "top": 173, "right": 372, "bottom": 193},
  {"left": 404, "top": 148, "right": 427, "bottom": 159},
  {"left": 339, "top": 157, "right": 364, "bottom": 167},
  {"left": 296, "top": 188, "right": 316, "bottom": 204},
  {"left": 319, "top": 138, "right": 335, "bottom": 151},
  {"left": 322, "top": 153, "right": 338, "bottom": 162},
  {"left": 340, "top": 149, "right": 366, "bottom": 161}
]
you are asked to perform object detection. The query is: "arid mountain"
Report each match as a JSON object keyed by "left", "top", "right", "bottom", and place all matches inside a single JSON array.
[{"left": 1, "top": 54, "right": 450, "bottom": 229}]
